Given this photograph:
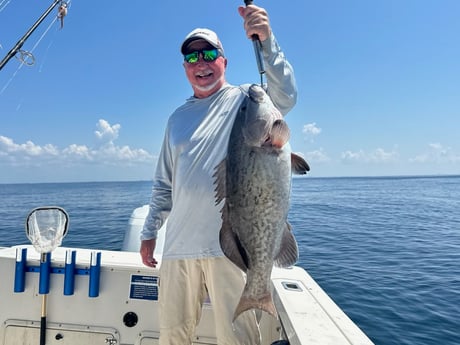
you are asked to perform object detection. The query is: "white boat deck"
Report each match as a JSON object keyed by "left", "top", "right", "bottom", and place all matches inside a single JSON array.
[{"left": 0, "top": 245, "right": 374, "bottom": 345}]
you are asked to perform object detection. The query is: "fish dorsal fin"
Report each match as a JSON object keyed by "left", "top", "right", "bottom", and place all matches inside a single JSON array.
[
  {"left": 219, "top": 206, "right": 249, "bottom": 272},
  {"left": 213, "top": 158, "right": 227, "bottom": 205},
  {"left": 291, "top": 152, "right": 310, "bottom": 175},
  {"left": 274, "top": 222, "right": 299, "bottom": 268},
  {"left": 214, "top": 158, "right": 249, "bottom": 272}
]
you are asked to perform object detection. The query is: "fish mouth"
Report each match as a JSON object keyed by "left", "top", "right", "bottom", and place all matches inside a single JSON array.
[
  {"left": 262, "top": 133, "right": 286, "bottom": 149},
  {"left": 262, "top": 136, "right": 272, "bottom": 146}
]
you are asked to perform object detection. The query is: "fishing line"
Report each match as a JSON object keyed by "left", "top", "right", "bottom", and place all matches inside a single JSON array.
[
  {"left": 0, "top": 64, "right": 19, "bottom": 94},
  {"left": 39, "top": 40, "right": 54, "bottom": 73},
  {"left": 0, "top": 0, "right": 12, "bottom": 13},
  {"left": 35, "top": 0, "right": 72, "bottom": 72},
  {"left": 0, "top": 16, "right": 56, "bottom": 95},
  {"left": 0, "top": 1, "right": 71, "bottom": 94},
  {"left": 27, "top": 13, "right": 58, "bottom": 58},
  {"left": 0, "top": 0, "right": 12, "bottom": 50},
  {"left": 37, "top": 0, "right": 72, "bottom": 73},
  {"left": 1, "top": 18, "right": 57, "bottom": 94}
]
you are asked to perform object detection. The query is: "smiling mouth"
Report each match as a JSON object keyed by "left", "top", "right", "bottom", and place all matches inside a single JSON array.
[
  {"left": 195, "top": 69, "right": 213, "bottom": 79},
  {"left": 196, "top": 72, "right": 213, "bottom": 79}
]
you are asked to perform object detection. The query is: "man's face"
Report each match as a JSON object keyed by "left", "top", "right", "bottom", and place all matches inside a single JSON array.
[{"left": 183, "top": 39, "right": 227, "bottom": 98}]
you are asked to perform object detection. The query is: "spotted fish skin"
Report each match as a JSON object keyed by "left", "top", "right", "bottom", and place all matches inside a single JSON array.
[{"left": 214, "top": 84, "right": 309, "bottom": 320}]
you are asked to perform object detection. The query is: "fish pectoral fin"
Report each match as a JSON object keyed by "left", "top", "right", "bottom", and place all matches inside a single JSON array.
[
  {"left": 291, "top": 152, "right": 310, "bottom": 175},
  {"left": 274, "top": 222, "right": 299, "bottom": 268},
  {"left": 271, "top": 119, "right": 290, "bottom": 148},
  {"left": 219, "top": 222, "right": 249, "bottom": 273}
]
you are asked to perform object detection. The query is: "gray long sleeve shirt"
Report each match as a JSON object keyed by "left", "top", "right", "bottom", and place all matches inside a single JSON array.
[{"left": 141, "top": 33, "right": 297, "bottom": 260}]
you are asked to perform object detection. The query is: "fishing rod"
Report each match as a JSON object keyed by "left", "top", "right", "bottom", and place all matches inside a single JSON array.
[
  {"left": 244, "top": 0, "right": 265, "bottom": 86},
  {"left": 0, "top": 0, "right": 62, "bottom": 71}
]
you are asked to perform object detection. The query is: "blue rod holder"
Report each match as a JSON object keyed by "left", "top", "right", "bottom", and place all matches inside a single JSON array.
[
  {"left": 13, "top": 249, "right": 102, "bottom": 298},
  {"left": 14, "top": 247, "right": 27, "bottom": 293},
  {"left": 64, "top": 249, "right": 76, "bottom": 295},
  {"left": 88, "top": 251, "right": 101, "bottom": 297},
  {"left": 39, "top": 252, "right": 51, "bottom": 294}
]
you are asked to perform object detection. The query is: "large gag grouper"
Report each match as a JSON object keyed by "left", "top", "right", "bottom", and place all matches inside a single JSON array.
[{"left": 214, "top": 84, "right": 309, "bottom": 320}]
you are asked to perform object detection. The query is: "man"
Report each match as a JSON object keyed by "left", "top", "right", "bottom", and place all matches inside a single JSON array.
[{"left": 140, "top": 4, "right": 297, "bottom": 345}]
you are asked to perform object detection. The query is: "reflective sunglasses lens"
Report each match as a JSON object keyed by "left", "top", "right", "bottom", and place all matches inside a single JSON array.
[
  {"left": 184, "top": 49, "right": 220, "bottom": 64},
  {"left": 203, "top": 49, "right": 219, "bottom": 61},
  {"left": 184, "top": 52, "right": 199, "bottom": 63}
]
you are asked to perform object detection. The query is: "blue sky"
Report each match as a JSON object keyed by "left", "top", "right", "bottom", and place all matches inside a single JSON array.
[{"left": 1, "top": 0, "right": 459, "bottom": 183}]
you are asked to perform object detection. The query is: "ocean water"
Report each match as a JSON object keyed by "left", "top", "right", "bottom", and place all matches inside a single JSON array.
[{"left": 1, "top": 176, "right": 459, "bottom": 345}]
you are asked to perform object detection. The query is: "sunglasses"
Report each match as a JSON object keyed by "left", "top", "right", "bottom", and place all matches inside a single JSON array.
[{"left": 184, "top": 48, "right": 221, "bottom": 64}]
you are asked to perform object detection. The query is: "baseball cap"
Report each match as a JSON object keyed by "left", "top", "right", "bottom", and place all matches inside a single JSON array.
[{"left": 180, "top": 28, "right": 225, "bottom": 57}]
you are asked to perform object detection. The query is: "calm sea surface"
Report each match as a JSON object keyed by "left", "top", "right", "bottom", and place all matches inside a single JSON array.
[{"left": 1, "top": 176, "right": 459, "bottom": 345}]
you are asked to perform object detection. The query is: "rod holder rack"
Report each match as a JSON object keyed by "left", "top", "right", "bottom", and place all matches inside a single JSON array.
[{"left": 14, "top": 248, "right": 102, "bottom": 298}]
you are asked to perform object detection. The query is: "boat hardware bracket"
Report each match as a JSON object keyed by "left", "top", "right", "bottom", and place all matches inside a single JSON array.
[
  {"left": 105, "top": 337, "right": 118, "bottom": 345},
  {"left": 14, "top": 247, "right": 102, "bottom": 298}
]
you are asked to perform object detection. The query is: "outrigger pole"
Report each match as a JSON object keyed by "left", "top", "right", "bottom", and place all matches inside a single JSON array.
[{"left": 0, "top": 0, "right": 62, "bottom": 71}]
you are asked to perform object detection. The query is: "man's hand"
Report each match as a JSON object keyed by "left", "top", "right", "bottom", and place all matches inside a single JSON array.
[
  {"left": 238, "top": 4, "right": 271, "bottom": 42},
  {"left": 140, "top": 239, "right": 158, "bottom": 267}
]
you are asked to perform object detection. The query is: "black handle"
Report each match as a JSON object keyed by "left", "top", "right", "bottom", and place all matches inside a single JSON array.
[
  {"left": 244, "top": 0, "right": 260, "bottom": 41},
  {"left": 40, "top": 316, "right": 46, "bottom": 345},
  {"left": 243, "top": 0, "right": 265, "bottom": 82}
]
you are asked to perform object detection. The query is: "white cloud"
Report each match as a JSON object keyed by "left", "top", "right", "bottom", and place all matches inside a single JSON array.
[
  {"left": 341, "top": 148, "right": 399, "bottom": 164},
  {"left": 305, "top": 148, "right": 330, "bottom": 163},
  {"left": 92, "top": 142, "right": 152, "bottom": 164},
  {"left": 62, "top": 144, "right": 94, "bottom": 161},
  {"left": 302, "top": 122, "right": 321, "bottom": 142},
  {"left": 0, "top": 135, "right": 59, "bottom": 157},
  {"left": 94, "top": 119, "right": 121, "bottom": 144},
  {"left": 410, "top": 143, "right": 460, "bottom": 164},
  {"left": 369, "top": 148, "right": 399, "bottom": 162},
  {"left": 0, "top": 119, "right": 154, "bottom": 168},
  {"left": 341, "top": 149, "right": 365, "bottom": 163}
]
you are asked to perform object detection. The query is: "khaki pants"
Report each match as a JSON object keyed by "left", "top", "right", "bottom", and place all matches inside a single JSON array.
[{"left": 159, "top": 257, "right": 261, "bottom": 345}]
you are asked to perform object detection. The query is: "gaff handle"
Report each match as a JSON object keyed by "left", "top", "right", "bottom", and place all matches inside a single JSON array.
[{"left": 243, "top": 0, "right": 265, "bottom": 81}]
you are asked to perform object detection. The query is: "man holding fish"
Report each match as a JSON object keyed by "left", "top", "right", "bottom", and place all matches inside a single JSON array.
[{"left": 140, "top": 3, "right": 307, "bottom": 345}]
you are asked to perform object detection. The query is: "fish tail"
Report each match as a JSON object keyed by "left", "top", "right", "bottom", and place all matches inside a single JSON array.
[{"left": 233, "top": 293, "right": 277, "bottom": 321}]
